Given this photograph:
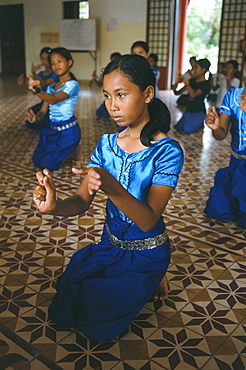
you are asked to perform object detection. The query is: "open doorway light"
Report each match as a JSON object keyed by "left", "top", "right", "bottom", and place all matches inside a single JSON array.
[{"left": 184, "top": 0, "right": 223, "bottom": 74}]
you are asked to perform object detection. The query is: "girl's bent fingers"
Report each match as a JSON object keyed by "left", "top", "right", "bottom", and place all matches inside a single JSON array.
[
  {"left": 36, "top": 171, "right": 46, "bottom": 185},
  {"left": 36, "top": 169, "right": 55, "bottom": 188},
  {"left": 72, "top": 167, "right": 90, "bottom": 175},
  {"left": 26, "top": 74, "right": 34, "bottom": 81},
  {"left": 72, "top": 167, "right": 101, "bottom": 179},
  {"left": 33, "top": 185, "right": 46, "bottom": 198},
  {"left": 72, "top": 167, "right": 96, "bottom": 175}
]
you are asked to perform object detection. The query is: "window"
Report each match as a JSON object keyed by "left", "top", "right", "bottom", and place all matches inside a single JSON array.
[
  {"left": 63, "top": 1, "right": 89, "bottom": 19},
  {"left": 147, "top": 0, "right": 171, "bottom": 68},
  {"left": 79, "top": 1, "right": 89, "bottom": 19}
]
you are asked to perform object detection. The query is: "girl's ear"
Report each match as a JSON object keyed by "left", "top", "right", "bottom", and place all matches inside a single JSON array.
[
  {"left": 68, "top": 59, "right": 73, "bottom": 68},
  {"left": 145, "top": 85, "right": 154, "bottom": 103}
]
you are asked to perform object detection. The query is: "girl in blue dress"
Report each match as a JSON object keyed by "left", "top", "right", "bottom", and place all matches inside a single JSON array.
[
  {"left": 27, "top": 47, "right": 81, "bottom": 171},
  {"left": 204, "top": 87, "right": 246, "bottom": 228},
  {"left": 19, "top": 47, "right": 59, "bottom": 130},
  {"left": 32, "top": 54, "right": 184, "bottom": 342}
]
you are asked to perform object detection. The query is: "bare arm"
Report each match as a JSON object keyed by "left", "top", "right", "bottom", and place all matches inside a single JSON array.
[
  {"left": 77, "top": 168, "right": 174, "bottom": 232},
  {"left": 34, "top": 166, "right": 174, "bottom": 232},
  {"left": 31, "top": 64, "right": 55, "bottom": 88},
  {"left": 205, "top": 107, "right": 230, "bottom": 140},
  {"left": 34, "top": 75, "right": 56, "bottom": 89},
  {"left": 184, "top": 78, "right": 203, "bottom": 98},
  {"left": 33, "top": 169, "right": 94, "bottom": 216},
  {"left": 172, "top": 85, "right": 187, "bottom": 96},
  {"left": 26, "top": 74, "right": 69, "bottom": 105}
]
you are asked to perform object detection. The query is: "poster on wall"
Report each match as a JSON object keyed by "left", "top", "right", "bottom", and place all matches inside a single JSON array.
[{"left": 60, "top": 19, "right": 96, "bottom": 51}]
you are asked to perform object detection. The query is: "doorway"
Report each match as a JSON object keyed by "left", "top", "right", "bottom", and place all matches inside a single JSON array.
[
  {"left": 0, "top": 4, "right": 25, "bottom": 77},
  {"left": 183, "top": 0, "right": 223, "bottom": 74}
]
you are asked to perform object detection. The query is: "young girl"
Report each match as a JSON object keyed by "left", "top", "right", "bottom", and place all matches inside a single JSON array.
[
  {"left": 131, "top": 41, "right": 159, "bottom": 98},
  {"left": 172, "top": 56, "right": 197, "bottom": 107},
  {"left": 174, "top": 58, "right": 211, "bottom": 133},
  {"left": 32, "top": 54, "right": 184, "bottom": 342},
  {"left": 27, "top": 47, "right": 81, "bottom": 171},
  {"left": 204, "top": 87, "right": 246, "bottom": 228},
  {"left": 19, "top": 47, "right": 59, "bottom": 131}
]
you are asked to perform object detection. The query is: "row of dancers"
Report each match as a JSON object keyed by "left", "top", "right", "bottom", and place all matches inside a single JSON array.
[{"left": 19, "top": 46, "right": 246, "bottom": 342}]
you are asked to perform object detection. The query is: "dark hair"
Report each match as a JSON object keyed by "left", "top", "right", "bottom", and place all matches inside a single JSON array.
[
  {"left": 131, "top": 41, "right": 149, "bottom": 54},
  {"left": 48, "top": 47, "right": 76, "bottom": 80},
  {"left": 189, "top": 56, "right": 197, "bottom": 62},
  {"left": 102, "top": 54, "right": 170, "bottom": 146},
  {"left": 197, "top": 58, "right": 211, "bottom": 72},
  {"left": 40, "top": 47, "right": 52, "bottom": 56},
  {"left": 110, "top": 52, "right": 121, "bottom": 61},
  {"left": 226, "top": 59, "right": 239, "bottom": 70},
  {"left": 148, "top": 53, "right": 158, "bottom": 64}
]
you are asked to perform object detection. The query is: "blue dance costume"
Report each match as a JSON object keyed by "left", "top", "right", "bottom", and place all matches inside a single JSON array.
[
  {"left": 26, "top": 71, "right": 59, "bottom": 130},
  {"left": 174, "top": 78, "right": 211, "bottom": 133},
  {"left": 204, "top": 88, "right": 246, "bottom": 228},
  {"left": 32, "top": 80, "right": 81, "bottom": 171},
  {"left": 48, "top": 134, "right": 184, "bottom": 342}
]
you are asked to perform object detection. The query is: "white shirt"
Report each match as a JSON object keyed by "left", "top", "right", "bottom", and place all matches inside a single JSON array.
[{"left": 216, "top": 75, "right": 240, "bottom": 108}]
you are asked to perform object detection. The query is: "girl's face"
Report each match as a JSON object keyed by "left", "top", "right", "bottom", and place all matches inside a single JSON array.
[
  {"left": 103, "top": 69, "right": 153, "bottom": 128},
  {"left": 40, "top": 53, "right": 50, "bottom": 68},
  {"left": 131, "top": 46, "right": 149, "bottom": 59},
  {"left": 226, "top": 63, "right": 236, "bottom": 76},
  {"left": 190, "top": 59, "right": 197, "bottom": 69},
  {"left": 49, "top": 53, "right": 72, "bottom": 76},
  {"left": 148, "top": 57, "right": 156, "bottom": 67},
  {"left": 193, "top": 64, "right": 205, "bottom": 78}
]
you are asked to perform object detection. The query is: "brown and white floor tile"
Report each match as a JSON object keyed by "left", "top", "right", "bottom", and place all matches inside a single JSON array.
[
  {"left": 136, "top": 325, "right": 212, "bottom": 369},
  {"left": 1, "top": 77, "right": 246, "bottom": 369},
  {"left": 43, "top": 331, "right": 121, "bottom": 370}
]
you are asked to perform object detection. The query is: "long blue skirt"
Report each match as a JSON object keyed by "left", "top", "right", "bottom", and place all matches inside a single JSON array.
[
  {"left": 174, "top": 111, "right": 205, "bottom": 133},
  {"left": 204, "top": 155, "right": 246, "bottom": 228},
  {"left": 48, "top": 216, "right": 170, "bottom": 342},
  {"left": 32, "top": 118, "right": 81, "bottom": 171}
]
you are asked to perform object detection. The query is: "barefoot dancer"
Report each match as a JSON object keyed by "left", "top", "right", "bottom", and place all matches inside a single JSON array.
[{"left": 33, "top": 54, "right": 184, "bottom": 342}]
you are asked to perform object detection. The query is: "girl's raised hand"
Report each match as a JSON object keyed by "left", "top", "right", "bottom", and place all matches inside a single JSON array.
[
  {"left": 31, "top": 62, "right": 43, "bottom": 73},
  {"left": 26, "top": 74, "right": 41, "bottom": 92},
  {"left": 205, "top": 107, "right": 220, "bottom": 130},
  {"left": 72, "top": 167, "right": 103, "bottom": 195},
  {"left": 27, "top": 109, "right": 36, "bottom": 123},
  {"left": 33, "top": 169, "right": 56, "bottom": 213}
]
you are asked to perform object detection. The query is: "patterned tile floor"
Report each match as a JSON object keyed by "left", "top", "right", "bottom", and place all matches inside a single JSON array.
[{"left": 0, "top": 76, "right": 246, "bottom": 370}]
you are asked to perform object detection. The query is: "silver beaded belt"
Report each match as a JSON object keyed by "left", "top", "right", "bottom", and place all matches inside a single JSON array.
[
  {"left": 106, "top": 223, "right": 168, "bottom": 250},
  {"left": 50, "top": 120, "right": 77, "bottom": 131},
  {"left": 231, "top": 150, "right": 246, "bottom": 160}
]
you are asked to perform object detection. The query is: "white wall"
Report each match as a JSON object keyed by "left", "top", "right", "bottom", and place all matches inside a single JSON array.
[{"left": 0, "top": 0, "right": 147, "bottom": 80}]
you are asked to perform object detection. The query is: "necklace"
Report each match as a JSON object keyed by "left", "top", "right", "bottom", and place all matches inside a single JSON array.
[{"left": 56, "top": 79, "right": 71, "bottom": 89}]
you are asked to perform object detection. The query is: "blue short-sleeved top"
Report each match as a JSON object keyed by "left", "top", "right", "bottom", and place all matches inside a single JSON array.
[
  {"left": 220, "top": 88, "right": 246, "bottom": 154},
  {"left": 88, "top": 134, "right": 184, "bottom": 223},
  {"left": 46, "top": 80, "right": 80, "bottom": 122}
]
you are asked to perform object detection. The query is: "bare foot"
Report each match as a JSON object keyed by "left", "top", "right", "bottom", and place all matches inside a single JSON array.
[{"left": 153, "top": 275, "right": 170, "bottom": 300}]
